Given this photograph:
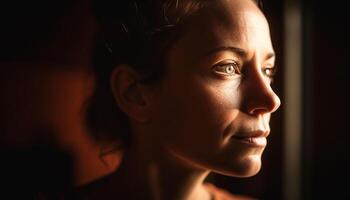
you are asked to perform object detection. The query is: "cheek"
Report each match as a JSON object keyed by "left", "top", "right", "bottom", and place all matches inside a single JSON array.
[{"left": 157, "top": 77, "right": 242, "bottom": 152}]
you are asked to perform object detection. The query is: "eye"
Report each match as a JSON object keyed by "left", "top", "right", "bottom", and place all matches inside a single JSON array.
[
  {"left": 262, "top": 66, "right": 277, "bottom": 78},
  {"left": 213, "top": 62, "right": 241, "bottom": 76},
  {"left": 262, "top": 65, "right": 277, "bottom": 84}
]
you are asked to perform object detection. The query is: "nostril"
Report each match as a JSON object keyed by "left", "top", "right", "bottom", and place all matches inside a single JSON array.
[
  {"left": 246, "top": 89, "right": 281, "bottom": 116},
  {"left": 249, "top": 107, "right": 269, "bottom": 116}
]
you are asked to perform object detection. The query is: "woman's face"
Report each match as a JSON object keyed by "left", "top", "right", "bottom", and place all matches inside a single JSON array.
[{"left": 150, "top": 0, "right": 280, "bottom": 177}]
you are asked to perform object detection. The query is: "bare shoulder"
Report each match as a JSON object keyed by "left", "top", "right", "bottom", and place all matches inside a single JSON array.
[{"left": 204, "top": 183, "right": 257, "bottom": 200}]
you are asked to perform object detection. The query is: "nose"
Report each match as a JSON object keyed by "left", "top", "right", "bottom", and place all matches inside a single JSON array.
[{"left": 242, "top": 69, "right": 281, "bottom": 116}]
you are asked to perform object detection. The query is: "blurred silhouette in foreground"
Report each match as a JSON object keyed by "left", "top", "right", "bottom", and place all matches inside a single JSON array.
[{"left": 0, "top": 0, "right": 121, "bottom": 198}]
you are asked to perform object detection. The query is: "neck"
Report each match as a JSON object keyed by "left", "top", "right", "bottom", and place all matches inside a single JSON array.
[{"left": 113, "top": 140, "right": 212, "bottom": 200}]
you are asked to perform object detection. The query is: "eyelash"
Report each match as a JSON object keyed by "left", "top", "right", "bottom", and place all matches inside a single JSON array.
[{"left": 213, "top": 62, "right": 241, "bottom": 77}]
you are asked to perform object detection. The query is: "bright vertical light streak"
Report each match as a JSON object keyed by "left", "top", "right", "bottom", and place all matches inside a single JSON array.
[{"left": 284, "top": 0, "right": 302, "bottom": 199}]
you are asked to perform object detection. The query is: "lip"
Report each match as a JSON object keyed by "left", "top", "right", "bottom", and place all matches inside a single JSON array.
[{"left": 231, "top": 130, "right": 269, "bottom": 147}]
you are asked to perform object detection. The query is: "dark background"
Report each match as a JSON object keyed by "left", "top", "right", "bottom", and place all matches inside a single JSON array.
[{"left": 303, "top": 0, "right": 350, "bottom": 199}]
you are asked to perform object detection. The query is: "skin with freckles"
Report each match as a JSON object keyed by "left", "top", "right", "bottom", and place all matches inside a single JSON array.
[{"left": 106, "top": 0, "right": 281, "bottom": 199}]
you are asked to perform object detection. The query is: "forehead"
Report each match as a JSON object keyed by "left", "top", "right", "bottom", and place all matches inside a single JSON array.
[{"left": 172, "top": 0, "right": 273, "bottom": 60}]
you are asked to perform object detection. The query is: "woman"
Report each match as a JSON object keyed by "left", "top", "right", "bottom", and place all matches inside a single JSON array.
[{"left": 80, "top": 0, "right": 281, "bottom": 199}]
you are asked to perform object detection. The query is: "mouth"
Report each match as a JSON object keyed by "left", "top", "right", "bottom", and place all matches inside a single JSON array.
[{"left": 230, "top": 130, "right": 269, "bottom": 147}]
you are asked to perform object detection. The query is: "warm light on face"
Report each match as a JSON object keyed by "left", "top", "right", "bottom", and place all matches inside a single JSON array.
[{"left": 146, "top": 0, "right": 280, "bottom": 178}]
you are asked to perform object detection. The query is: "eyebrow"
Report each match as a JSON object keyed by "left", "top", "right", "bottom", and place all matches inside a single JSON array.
[{"left": 206, "top": 46, "right": 275, "bottom": 61}]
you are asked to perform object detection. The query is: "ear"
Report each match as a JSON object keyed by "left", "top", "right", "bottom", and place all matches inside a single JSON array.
[{"left": 110, "top": 65, "right": 153, "bottom": 123}]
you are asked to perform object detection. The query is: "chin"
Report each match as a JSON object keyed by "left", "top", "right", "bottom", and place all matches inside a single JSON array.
[
  {"left": 214, "top": 155, "right": 263, "bottom": 178},
  {"left": 238, "top": 163, "right": 262, "bottom": 177}
]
